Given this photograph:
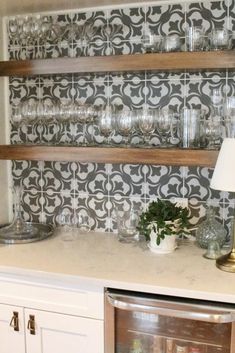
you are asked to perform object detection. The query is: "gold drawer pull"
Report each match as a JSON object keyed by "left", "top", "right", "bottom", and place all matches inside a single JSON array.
[
  {"left": 9, "top": 311, "right": 19, "bottom": 331},
  {"left": 27, "top": 314, "right": 36, "bottom": 335}
]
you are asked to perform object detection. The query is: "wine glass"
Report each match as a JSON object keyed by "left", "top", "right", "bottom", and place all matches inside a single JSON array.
[
  {"left": 137, "top": 107, "right": 156, "bottom": 146},
  {"left": 156, "top": 108, "right": 174, "bottom": 147},
  {"left": 115, "top": 109, "right": 135, "bottom": 146},
  {"left": 11, "top": 102, "right": 25, "bottom": 144},
  {"left": 57, "top": 99, "right": 73, "bottom": 144},
  {"left": 8, "top": 18, "right": 19, "bottom": 46},
  {"left": 210, "top": 88, "right": 224, "bottom": 117},
  {"left": 97, "top": 105, "right": 114, "bottom": 145},
  {"left": 21, "top": 98, "right": 38, "bottom": 144}
]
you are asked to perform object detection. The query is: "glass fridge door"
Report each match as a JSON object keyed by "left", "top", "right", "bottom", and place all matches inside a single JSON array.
[{"left": 105, "top": 291, "right": 234, "bottom": 353}]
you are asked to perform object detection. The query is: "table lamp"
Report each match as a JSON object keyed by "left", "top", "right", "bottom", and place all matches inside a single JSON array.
[{"left": 210, "top": 138, "right": 235, "bottom": 272}]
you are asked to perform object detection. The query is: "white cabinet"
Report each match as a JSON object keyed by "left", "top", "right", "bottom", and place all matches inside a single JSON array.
[
  {"left": 0, "top": 273, "right": 104, "bottom": 353},
  {"left": 0, "top": 304, "right": 25, "bottom": 353},
  {"left": 25, "top": 308, "right": 104, "bottom": 353}
]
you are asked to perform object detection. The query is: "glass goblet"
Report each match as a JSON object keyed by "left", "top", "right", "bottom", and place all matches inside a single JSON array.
[
  {"left": 11, "top": 102, "right": 25, "bottom": 144},
  {"left": 137, "top": 108, "right": 156, "bottom": 147},
  {"left": 156, "top": 108, "right": 174, "bottom": 148},
  {"left": 115, "top": 109, "right": 135, "bottom": 146},
  {"left": 97, "top": 105, "right": 114, "bottom": 146}
]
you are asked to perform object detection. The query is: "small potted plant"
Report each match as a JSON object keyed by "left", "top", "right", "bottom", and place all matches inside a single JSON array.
[{"left": 137, "top": 199, "right": 191, "bottom": 254}]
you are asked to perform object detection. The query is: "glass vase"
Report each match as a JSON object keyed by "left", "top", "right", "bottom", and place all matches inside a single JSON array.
[{"left": 196, "top": 206, "right": 226, "bottom": 249}]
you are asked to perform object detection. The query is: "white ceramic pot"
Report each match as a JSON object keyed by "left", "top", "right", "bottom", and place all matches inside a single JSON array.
[{"left": 148, "top": 226, "right": 176, "bottom": 254}]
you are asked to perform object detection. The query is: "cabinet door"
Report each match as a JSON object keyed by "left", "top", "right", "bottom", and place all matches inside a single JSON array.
[
  {"left": 0, "top": 303, "right": 25, "bottom": 353},
  {"left": 25, "top": 308, "right": 104, "bottom": 353}
]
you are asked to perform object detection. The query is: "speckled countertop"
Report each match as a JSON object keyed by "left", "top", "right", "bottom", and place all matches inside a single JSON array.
[{"left": 0, "top": 231, "right": 234, "bottom": 304}]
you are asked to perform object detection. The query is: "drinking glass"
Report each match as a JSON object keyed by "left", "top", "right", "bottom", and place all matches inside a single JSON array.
[
  {"left": 74, "top": 210, "right": 91, "bottom": 233},
  {"left": 185, "top": 26, "right": 207, "bottom": 51},
  {"left": 210, "top": 88, "right": 224, "bottom": 117},
  {"left": 179, "top": 108, "right": 201, "bottom": 148},
  {"left": 224, "top": 97, "right": 235, "bottom": 138},
  {"left": 11, "top": 102, "right": 25, "bottom": 144},
  {"left": 57, "top": 99, "right": 73, "bottom": 144},
  {"left": 21, "top": 98, "right": 38, "bottom": 144},
  {"left": 97, "top": 105, "right": 114, "bottom": 145},
  {"left": 203, "top": 116, "right": 222, "bottom": 149},
  {"left": 208, "top": 28, "right": 233, "bottom": 51},
  {"left": 161, "top": 34, "right": 181, "bottom": 52},
  {"left": 74, "top": 103, "right": 95, "bottom": 146},
  {"left": 114, "top": 205, "right": 140, "bottom": 243},
  {"left": 137, "top": 107, "right": 156, "bottom": 146},
  {"left": 115, "top": 109, "right": 135, "bottom": 146},
  {"left": 56, "top": 208, "right": 75, "bottom": 242},
  {"left": 156, "top": 108, "right": 174, "bottom": 147},
  {"left": 141, "top": 25, "right": 157, "bottom": 53},
  {"left": 8, "top": 18, "right": 19, "bottom": 45}
]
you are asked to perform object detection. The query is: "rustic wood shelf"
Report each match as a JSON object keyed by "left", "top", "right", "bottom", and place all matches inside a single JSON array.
[
  {"left": 0, "top": 145, "right": 219, "bottom": 166},
  {"left": 0, "top": 51, "right": 234, "bottom": 77}
]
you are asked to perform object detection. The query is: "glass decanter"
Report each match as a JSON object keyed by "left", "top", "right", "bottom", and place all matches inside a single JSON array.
[
  {"left": 0, "top": 185, "right": 37, "bottom": 241},
  {"left": 196, "top": 205, "right": 226, "bottom": 249}
]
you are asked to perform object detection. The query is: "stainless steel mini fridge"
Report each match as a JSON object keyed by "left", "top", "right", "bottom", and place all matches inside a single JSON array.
[{"left": 105, "top": 289, "right": 235, "bottom": 353}]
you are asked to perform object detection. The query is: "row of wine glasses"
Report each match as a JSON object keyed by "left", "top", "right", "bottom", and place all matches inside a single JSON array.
[
  {"left": 11, "top": 98, "right": 97, "bottom": 145},
  {"left": 11, "top": 97, "right": 235, "bottom": 148},
  {"left": 8, "top": 15, "right": 123, "bottom": 59}
]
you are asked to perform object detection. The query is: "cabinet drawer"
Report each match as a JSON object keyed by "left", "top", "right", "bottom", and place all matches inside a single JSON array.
[{"left": 0, "top": 276, "right": 104, "bottom": 319}]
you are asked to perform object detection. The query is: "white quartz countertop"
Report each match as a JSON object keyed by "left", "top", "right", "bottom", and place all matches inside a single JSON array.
[{"left": 0, "top": 231, "right": 234, "bottom": 304}]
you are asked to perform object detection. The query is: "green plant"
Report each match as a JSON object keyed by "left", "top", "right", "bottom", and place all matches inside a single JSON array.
[{"left": 137, "top": 199, "right": 190, "bottom": 245}]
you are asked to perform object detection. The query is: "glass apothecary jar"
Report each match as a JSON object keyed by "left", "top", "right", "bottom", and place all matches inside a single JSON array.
[{"left": 196, "top": 206, "right": 226, "bottom": 249}]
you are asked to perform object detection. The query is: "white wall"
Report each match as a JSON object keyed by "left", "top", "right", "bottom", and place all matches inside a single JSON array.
[{"left": 0, "top": 16, "right": 11, "bottom": 224}]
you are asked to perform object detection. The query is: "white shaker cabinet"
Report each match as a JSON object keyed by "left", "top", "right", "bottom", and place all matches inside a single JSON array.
[
  {"left": 0, "top": 273, "right": 104, "bottom": 353},
  {"left": 25, "top": 308, "right": 104, "bottom": 353}
]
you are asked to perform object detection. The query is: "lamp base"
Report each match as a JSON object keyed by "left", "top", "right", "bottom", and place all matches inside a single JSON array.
[{"left": 216, "top": 251, "right": 235, "bottom": 272}]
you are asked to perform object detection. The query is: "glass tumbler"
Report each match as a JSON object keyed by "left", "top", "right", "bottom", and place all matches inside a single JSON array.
[
  {"left": 179, "top": 108, "right": 201, "bottom": 148},
  {"left": 185, "top": 26, "right": 206, "bottom": 51},
  {"left": 208, "top": 28, "right": 233, "bottom": 50},
  {"left": 114, "top": 206, "right": 140, "bottom": 243}
]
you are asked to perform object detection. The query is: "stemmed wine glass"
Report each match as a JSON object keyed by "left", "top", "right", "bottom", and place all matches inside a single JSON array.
[
  {"left": 11, "top": 102, "right": 25, "bottom": 144},
  {"left": 210, "top": 88, "right": 224, "bottom": 117},
  {"left": 137, "top": 107, "right": 156, "bottom": 146},
  {"left": 21, "top": 98, "right": 38, "bottom": 144},
  {"left": 156, "top": 108, "right": 174, "bottom": 147},
  {"left": 8, "top": 18, "right": 19, "bottom": 46},
  {"left": 115, "top": 109, "right": 135, "bottom": 146},
  {"left": 97, "top": 105, "right": 114, "bottom": 145}
]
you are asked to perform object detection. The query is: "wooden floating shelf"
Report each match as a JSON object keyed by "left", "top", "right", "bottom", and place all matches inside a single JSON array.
[
  {"left": 0, "top": 51, "right": 234, "bottom": 77},
  {"left": 0, "top": 145, "right": 219, "bottom": 167}
]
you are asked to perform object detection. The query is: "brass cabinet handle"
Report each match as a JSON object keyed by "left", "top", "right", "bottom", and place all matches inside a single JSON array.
[
  {"left": 9, "top": 311, "right": 19, "bottom": 331},
  {"left": 27, "top": 315, "right": 36, "bottom": 335}
]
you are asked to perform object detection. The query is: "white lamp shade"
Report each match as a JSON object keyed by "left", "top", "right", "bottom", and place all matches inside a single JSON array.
[{"left": 210, "top": 138, "right": 235, "bottom": 192}]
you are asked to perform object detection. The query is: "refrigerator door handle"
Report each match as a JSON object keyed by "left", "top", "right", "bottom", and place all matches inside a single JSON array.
[{"left": 107, "top": 293, "right": 235, "bottom": 323}]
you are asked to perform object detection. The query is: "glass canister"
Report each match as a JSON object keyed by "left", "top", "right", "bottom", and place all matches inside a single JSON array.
[{"left": 196, "top": 206, "right": 226, "bottom": 249}]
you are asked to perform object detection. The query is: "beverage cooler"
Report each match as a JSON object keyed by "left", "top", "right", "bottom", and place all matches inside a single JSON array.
[{"left": 105, "top": 289, "right": 235, "bottom": 353}]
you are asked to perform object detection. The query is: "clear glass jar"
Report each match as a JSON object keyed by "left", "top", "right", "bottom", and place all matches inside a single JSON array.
[{"left": 196, "top": 206, "right": 226, "bottom": 249}]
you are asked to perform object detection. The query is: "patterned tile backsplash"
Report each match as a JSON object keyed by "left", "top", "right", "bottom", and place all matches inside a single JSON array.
[{"left": 8, "top": 0, "right": 235, "bottom": 241}]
